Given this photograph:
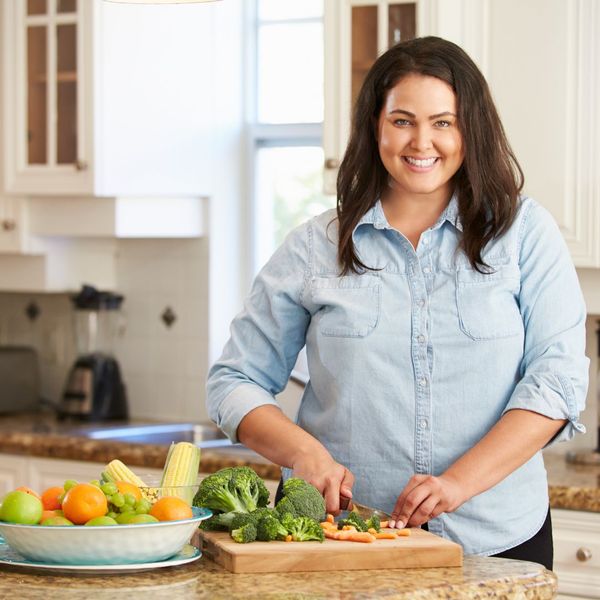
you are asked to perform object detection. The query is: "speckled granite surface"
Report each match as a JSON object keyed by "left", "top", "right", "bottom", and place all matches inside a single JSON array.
[{"left": 0, "top": 556, "right": 557, "bottom": 599}]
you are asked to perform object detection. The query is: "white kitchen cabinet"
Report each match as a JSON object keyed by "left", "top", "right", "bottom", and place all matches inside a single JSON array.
[
  {"left": 553, "top": 508, "right": 600, "bottom": 600},
  {"left": 0, "top": 454, "right": 29, "bottom": 496},
  {"left": 1, "top": 0, "right": 216, "bottom": 198},
  {"left": 323, "top": 0, "right": 600, "bottom": 267}
]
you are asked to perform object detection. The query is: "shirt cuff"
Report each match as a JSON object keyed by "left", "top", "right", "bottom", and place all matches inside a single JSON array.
[
  {"left": 502, "top": 373, "right": 586, "bottom": 446},
  {"left": 214, "top": 382, "right": 281, "bottom": 443}
]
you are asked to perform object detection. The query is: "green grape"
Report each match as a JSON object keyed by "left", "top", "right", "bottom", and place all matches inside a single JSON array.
[
  {"left": 110, "top": 492, "right": 125, "bottom": 507},
  {"left": 134, "top": 499, "right": 152, "bottom": 514},
  {"left": 118, "top": 504, "right": 135, "bottom": 514},
  {"left": 107, "top": 511, "right": 118, "bottom": 520},
  {"left": 123, "top": 493, "right": 136, "bottom": 507},
  {"left": 101, "top": 483, "right": 118, "bottom": 496},
  {"left": 90, "top": 480, "right": 101, "bottom": 488},
  {"left": 63, "top": 479, "right": 78, "bottom": 492}
]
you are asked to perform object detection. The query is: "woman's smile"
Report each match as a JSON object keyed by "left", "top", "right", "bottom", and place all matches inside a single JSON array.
[{"left": 402, "top": 156, "right": 440, "bottom": 171}]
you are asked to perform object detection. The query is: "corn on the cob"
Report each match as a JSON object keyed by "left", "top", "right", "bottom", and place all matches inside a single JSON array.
[
  {"left": 160, "top": 442, "right": 201, "bottom": 504},
  {"left": 102, "top": 459, "right": 147, "bottom": 487}
]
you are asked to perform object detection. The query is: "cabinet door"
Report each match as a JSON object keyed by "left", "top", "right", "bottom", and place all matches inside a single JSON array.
[
  {"left": 0, "top": 454, "right": 30, "bottom": 494},
  {"left": 2, "top": 0, "right": 93, "bottom": 195},
  {"left": 323, "top": 1, "right": 419, "bottom": 195}
]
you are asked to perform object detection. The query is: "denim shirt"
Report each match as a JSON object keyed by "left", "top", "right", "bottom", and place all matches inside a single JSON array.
[{"left": 207, "top": 195, "right": 588, "bottom": 556}]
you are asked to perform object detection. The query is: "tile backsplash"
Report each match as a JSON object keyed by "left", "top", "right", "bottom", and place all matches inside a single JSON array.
[{"left": 0, "top": 236, "right": 210, "bottom": 423}]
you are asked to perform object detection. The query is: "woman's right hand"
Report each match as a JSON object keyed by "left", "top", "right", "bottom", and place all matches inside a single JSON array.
[{"left": 291, "top": 449, "right": 354, "bottom": 515}]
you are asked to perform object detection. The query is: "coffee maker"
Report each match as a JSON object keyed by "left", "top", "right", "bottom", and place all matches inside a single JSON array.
[{"left": 58, "top": 285, "right": 128, "bottom": 421}]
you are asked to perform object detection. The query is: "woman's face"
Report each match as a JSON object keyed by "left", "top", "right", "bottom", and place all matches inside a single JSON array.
[{"left": 377, "top": 73, "right": 464, "bottom": 203}]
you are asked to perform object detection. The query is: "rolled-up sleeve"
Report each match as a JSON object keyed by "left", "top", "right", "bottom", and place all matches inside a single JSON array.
[
  {"left": 206, "top": 223, "right": 312, "bottom": 442},
  {"left": 502, "top": 200, "right": 589, "bottom": 445}
]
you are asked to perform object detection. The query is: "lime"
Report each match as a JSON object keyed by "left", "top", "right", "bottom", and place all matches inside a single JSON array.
[{"left": 0, "top": 490, "right": 43, "bottom": 524}]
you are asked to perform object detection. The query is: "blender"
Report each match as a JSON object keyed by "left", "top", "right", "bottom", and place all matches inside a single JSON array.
[{"left": 58, "top": 285, "right": 129, "bottom": 421}]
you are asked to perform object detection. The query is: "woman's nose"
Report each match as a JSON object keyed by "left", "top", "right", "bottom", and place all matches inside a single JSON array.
[{"left": 410, "top": 126, "right": 433, "bottom": 151}]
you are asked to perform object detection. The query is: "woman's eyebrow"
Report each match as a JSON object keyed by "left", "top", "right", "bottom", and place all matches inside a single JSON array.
[{"left": 389, "top": 109, "right": 457, "bottom": 119}]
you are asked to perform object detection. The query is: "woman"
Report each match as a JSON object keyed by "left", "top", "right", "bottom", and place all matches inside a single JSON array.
[{"left": 206, "top": 37, "right": 588, "bottom": 568}]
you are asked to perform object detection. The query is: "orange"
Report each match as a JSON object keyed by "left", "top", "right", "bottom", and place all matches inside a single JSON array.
[
  {"left": 115, "top": 481, "right": 142, "bottom": 502},
  {"left": 62, "top": 483, "right": 108, "bottom": 525},
  {"left": 149, "top": 496, "right": 193, "bottom": 522},
  {"left": 41, "top": 486, "right": 64, "bottom": 510},
  {"left": 15, "top": 486, "right": 41, "bottom": 500}
]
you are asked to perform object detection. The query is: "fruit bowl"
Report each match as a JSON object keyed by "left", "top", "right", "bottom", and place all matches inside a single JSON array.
[{"left": 0, "top": 506, "right": 211, "bottom": 565}]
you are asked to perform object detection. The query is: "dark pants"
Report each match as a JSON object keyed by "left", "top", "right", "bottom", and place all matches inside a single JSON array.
[{"left": 276, "top": 479, "right": 553, "bottom": 570}]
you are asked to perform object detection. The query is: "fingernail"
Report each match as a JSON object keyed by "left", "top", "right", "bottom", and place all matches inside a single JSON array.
[
  {"left": 388, "top": 520, "right": 396, "bottom": 528},
  {"left": 395, "top": 520, "right": 405, "bottom": 529},
  {"left": 342, "top": 487, "right": 352, "bottom": 498}
]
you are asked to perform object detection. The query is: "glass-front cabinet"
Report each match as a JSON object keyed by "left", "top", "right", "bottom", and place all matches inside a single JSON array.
[
  {"left": 3, "top": 0, "right": 91, "bottom": 194},
  {"left": 323, "top": 0, "right": 420, "bottom": 194}
]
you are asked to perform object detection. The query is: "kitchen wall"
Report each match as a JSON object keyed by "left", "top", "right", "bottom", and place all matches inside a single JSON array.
[{"left": 0, "top": 235, "right": 210, "bottom": 422}]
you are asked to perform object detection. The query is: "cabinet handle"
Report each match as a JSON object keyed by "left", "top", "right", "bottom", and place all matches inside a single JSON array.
[
  {"left": 576, "top": 547, "right": 592, "bottom": 562},
  {"left": 75, "top": 160, "right": 88, "bottom": 171},
  {"left": 2, "top": 219, "right": 16, "bottom": 232},
  {"left": 324, "top": 158, "right": 339, "bottom": 170}
]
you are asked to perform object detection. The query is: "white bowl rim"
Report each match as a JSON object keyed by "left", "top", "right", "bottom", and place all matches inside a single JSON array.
[{"left": 0, "top": 506, "right": 212, "bottom": 530}]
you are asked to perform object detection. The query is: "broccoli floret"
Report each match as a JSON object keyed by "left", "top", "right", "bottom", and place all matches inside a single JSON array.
[
  {"left": 256, "top": 514, "right": 288, "bottom": 542},
  {"left": 274, "top": 478, "right": 326, "bottom": 522},
  {"left": 229, "top": 511, "right": 257, "bottom": 532},
  {"left": 251, "top": 507, "right": 274, "bottom": 522},
  {"left": 199, "top": 514, "right": 227, "bottom": 531},
  {"left": 338, "top": 511, "right": 368, "bottom": 532},
  {"left": 193, "top": 466, "right": 270, "bottom": 515},
  {"left": 231, "top": 522, "right": 257, "bottom": 544},
  {"left": 285, "top": 516, "right": 324, "bottom": 542},
  {"left": 365, "top": 514, "right": 381, "bottom": 533}
]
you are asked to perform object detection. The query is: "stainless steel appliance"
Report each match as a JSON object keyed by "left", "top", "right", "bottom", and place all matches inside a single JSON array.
[
  {"left": 0, "top": 346, "right": 40, "bottom": 413},
  {"left": 58, "top": 285, "right": 128, "bottom": 421}
]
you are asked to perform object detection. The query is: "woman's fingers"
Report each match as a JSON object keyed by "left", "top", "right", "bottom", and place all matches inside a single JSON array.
[{"left": 389, "top": 475, "right": 428, "bottom": 528}]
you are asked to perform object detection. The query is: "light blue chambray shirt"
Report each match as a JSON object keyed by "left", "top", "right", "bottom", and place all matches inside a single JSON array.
[{"left": 206, "top": 195, "right": 588, "bottom": 556}]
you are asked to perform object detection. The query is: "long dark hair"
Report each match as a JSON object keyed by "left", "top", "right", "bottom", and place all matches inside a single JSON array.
[{"left": 336, "top": 36, "right": 524, "bottom": 274}]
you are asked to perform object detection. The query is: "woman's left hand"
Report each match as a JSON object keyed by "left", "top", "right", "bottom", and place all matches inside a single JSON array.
[{"left": 389, "top": 473, "right": 465, "bottom": 529}]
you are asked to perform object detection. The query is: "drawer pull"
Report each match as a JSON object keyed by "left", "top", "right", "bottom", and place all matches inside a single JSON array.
[{"left": 576, "top": 547, "right": 592, "bottom": 562}]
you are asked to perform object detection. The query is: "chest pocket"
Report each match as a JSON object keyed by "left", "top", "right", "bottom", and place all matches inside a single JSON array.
[
  {"left": 311, "top": 274, "right": 381, "bottom": 338},
  {"left": 455, "top": 260, "right": 522, "bottom": 340}
]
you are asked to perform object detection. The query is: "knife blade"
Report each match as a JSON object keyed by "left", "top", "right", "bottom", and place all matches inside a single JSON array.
[{"left": 339, "top": 496, "right": 392, "bottom": 521}]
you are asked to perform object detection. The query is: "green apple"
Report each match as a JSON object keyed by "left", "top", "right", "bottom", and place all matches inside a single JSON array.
[
  {"left": 85, "top": 516, "right": 118, "bottom": 526},
  {"left": 125, "top": 514, "right": 159, "bottom": 525},
  {"left": 0, "top": 490, "right": 43, "bottom": 524},
  {"left": 41, "top": 516, "right": 74, "bottom": 526}
]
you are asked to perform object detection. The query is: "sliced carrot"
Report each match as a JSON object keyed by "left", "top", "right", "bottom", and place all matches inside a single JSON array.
[
  {"left": 326, "top": 514, "right": 335, "bottom": 524},
  {"left": 368, "top": 527, "right": 378, "bottom": 535},
  {"left": 341, "top": 525, "right": 357, "bottom": 531},
  {"left": 380, "top": 520, "right": 389, "bottom": 528},
  {"left": 285, "top": 534, "right": 293, "bottom": 542},
  {"left": 374, "top": 532, "right": 397, "bottom": 539},
  {"left": 396, "top": 529, "right": 411, "bottom": 536}
]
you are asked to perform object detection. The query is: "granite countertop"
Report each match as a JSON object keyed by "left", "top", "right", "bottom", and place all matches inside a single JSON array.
[
  {"left": 0, "top": 555, "right": 556, "bottom": 599},
  {"left": 1, "top": 412, "right": 600, "bottom": 511}
]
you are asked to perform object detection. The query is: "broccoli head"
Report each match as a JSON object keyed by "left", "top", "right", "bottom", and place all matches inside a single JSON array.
[
  {"left": 365, "top": 514, "right": 381, "bottom": 533},
  {"left": 256, "top": 514, "right": 288, "bottom": 542},
  {"left": 274, "top": 477, "right": 326, "bottom": 522},
  {"left": 229, "top": 511, "right": 257, "bottom": 532},
  {"left": 230, "top": 522, "right": 257, "bottom": 544},
  {"left": 285, "top": 516, "right": 324, "bottom": 542},
  {"left": 338, "top": 511, "right": 368, "bottom": 532},
  {"left": 193, "top": 466, "right": 270, "bottom": 515}
]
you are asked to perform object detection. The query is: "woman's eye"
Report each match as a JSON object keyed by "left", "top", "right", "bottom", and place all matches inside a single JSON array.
[
  {"left": 393, "top": 119, "right": 411, "bottom": 127},
  {"left": 435, "top": 120, "right": 451, "bottom": 128}
]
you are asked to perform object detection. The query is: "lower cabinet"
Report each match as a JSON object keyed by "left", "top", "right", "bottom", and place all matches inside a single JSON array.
[{"left": 553, "top": 508, "right": 600, "bottom": 600}]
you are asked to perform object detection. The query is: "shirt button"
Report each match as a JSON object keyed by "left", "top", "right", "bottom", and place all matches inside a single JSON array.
[
  {"left": 418, "top": 299, "right": 426, "bottom": 307},
  {"left": 418, "top": 378, "right": 427, "bottom": 387},
  {"left": 422, "top": 266, "right": 431, "bottom": 274},
  {"left": 417, "top": 334, "right": 426, "bottom": 343},
  {"left": 419, "top": 419, "right": 428, "bottom": 429}
]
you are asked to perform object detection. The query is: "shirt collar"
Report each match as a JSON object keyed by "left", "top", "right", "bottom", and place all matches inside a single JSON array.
[{"left": 353, "top": 192, "right": 463, "bottom": 235}]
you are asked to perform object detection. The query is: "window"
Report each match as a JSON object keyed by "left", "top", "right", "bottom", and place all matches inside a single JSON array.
[{"left": 249, "top": 0, "right": 334, "bottom": 275}]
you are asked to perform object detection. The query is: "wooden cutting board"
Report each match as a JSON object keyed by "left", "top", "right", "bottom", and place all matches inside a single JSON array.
[{"left": 198, "top": 529, "right": 463, "bottom": 573}]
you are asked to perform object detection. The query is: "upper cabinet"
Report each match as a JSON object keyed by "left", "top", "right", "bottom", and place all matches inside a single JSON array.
[
  {"left": 323, "top": 0, "right": 600, "bottom": 268},
  {"left": 2, "top": 0, "right": 216, "bottom": 197}
]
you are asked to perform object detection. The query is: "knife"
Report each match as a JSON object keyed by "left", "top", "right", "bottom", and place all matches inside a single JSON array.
[{"left": 339, "top": 496, "right": 392, "bottom": 521}]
